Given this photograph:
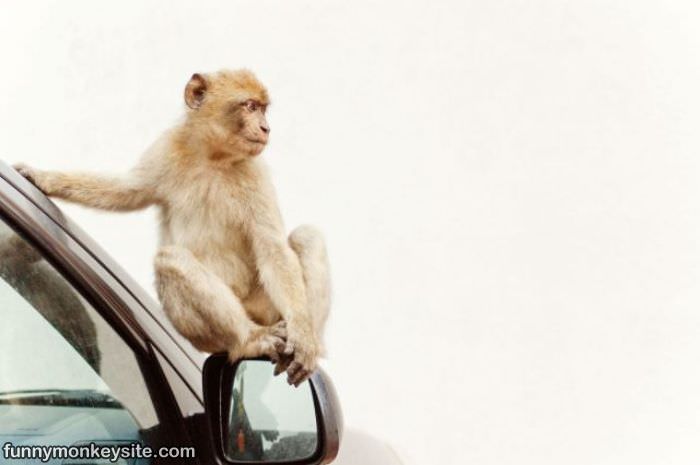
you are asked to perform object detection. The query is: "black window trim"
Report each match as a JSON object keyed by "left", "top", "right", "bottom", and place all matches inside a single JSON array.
[
  {"left": 0, "top": 163, "right": 204, "bottom": 403},
  {"left": 0, "top": 173, "right": 203, "bottom": 453}
]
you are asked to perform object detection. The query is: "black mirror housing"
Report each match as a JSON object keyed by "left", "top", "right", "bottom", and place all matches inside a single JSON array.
[{"left": 203, "top": 354, "right": 342, "bottom": 465}]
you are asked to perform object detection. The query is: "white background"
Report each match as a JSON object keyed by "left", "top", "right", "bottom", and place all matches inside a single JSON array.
[{"left": 2, "top": 1, "right": 700, "bottom": 464}]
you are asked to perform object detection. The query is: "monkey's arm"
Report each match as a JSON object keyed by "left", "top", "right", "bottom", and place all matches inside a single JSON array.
[
  {"left": 252, "top": 229, "right": 309, "bottom": 323},
  {"left": 248, "top": 203, "right": 319, "bottom": 383},
  {"left": 14, "top": 163, "right": 158, "bottom": 212}
]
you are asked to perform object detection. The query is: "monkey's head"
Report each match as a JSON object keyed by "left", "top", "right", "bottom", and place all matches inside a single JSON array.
[{"left": 183, "top": 69, "right": 270, "bottom": 161}]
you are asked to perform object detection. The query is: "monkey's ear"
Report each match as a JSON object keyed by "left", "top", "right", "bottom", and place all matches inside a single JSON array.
[{"left": 184, "top": 73, "right": 208, "bottom": 109}]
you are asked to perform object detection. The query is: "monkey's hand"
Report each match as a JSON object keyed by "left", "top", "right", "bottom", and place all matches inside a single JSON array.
[
  {"left": 274, "top": 317, "right": 320, "bottom": 387},
  {"left": 13, "top": 163, "right": 52, "bottom": 194},
  {"left": 240, "top": 320, "right": 288, "bottom": 363}
]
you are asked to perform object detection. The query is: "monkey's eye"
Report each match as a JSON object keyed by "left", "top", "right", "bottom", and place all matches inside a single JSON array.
[{"left": 244, "top": 100, "right": 258, "bottom": 112}]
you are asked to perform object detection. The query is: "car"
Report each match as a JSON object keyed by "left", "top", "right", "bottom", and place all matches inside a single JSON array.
[{"left": 0, "top": 160, "right": 342, "bottom": 465}]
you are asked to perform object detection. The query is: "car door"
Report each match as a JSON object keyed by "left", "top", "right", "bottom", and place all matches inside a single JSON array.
[{"left": 0, "top": 172, "right": 200, "bottom": 464}]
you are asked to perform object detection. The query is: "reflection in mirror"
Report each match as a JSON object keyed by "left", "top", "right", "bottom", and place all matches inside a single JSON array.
[{"left": 225, "top": 360, "right": 319, "bottom": 462}]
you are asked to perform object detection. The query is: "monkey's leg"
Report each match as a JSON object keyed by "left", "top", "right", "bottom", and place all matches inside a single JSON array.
[
  {"left": 154, "top": 245, "right": 286, "bottom": 361},
  {"left": 279, "top": 225, "right": 331, "bottom": 385}
]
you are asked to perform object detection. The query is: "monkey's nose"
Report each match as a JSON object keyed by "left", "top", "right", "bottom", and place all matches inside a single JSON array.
[{"left": 260, "top": 124, "right": 270, "bottom": 134}]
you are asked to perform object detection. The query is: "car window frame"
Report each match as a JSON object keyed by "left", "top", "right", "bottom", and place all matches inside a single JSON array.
[{"left": 0, "top": 170, "right": 197, "bottom": 451}]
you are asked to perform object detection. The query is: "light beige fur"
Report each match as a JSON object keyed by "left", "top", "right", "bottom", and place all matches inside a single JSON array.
[{"left": 14, "top": 69, "right": 331, "bottom": 385}]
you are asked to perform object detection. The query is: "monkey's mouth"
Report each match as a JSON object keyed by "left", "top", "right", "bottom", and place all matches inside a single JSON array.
[{"left": 245, "top": 137, "right": 267, "bottom": 145}]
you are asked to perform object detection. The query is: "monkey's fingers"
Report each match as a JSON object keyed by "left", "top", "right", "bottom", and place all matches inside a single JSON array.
[
  {"left": 286, "top": 347, "right": 319, "bottom": 385},
  {"left": 287, "top": 368, "right": 313, "bottom": 387},
  {"left": 293, "top": 371, "right": 312, "bottom": 387},
  {"left": 274, "top": 355, "right": 293, "bottom": 376},
  {"left": 282, "top": 341, "right": 294, "bottom": 356},
  {"left": 273, "top": 339, "right": 287, "bottom": 354},
  {"left": 288, "top": 354, "right": 316, "bottom": 385},
  {"left": 249, "top": 325, "right": 287, "bottom": 364},
  {"left": 286, "top": 361, "right": 303, "bottom": 379},
  {"left": 13, "top": 163, "right": 37, "bottom": 184}
]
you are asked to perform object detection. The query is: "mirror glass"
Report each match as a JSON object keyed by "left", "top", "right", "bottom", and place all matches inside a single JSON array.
[{"left": 225, "top": 360, "right": 319, "bottom": 462}]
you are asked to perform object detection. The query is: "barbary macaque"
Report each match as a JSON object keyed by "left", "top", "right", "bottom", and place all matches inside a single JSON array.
[{"left": 14, "top": 69, "right": 331, "bottom": 385}]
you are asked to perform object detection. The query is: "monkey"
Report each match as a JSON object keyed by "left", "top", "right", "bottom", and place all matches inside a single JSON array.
[{"left": 14, "top": 69, "right": 331, "bottom": 386}]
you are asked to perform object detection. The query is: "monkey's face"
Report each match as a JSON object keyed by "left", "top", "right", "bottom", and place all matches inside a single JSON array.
[
  {"left": 184, "top": 70, "right": 271, "bottom": 160},
  {"left": 226, "top": 98, "right": 270, "bottom": 156}
]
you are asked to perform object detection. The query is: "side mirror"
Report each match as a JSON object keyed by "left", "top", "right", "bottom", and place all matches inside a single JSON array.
[{"left": 203, "top": 355, "right": 342, "bottom": 464}]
